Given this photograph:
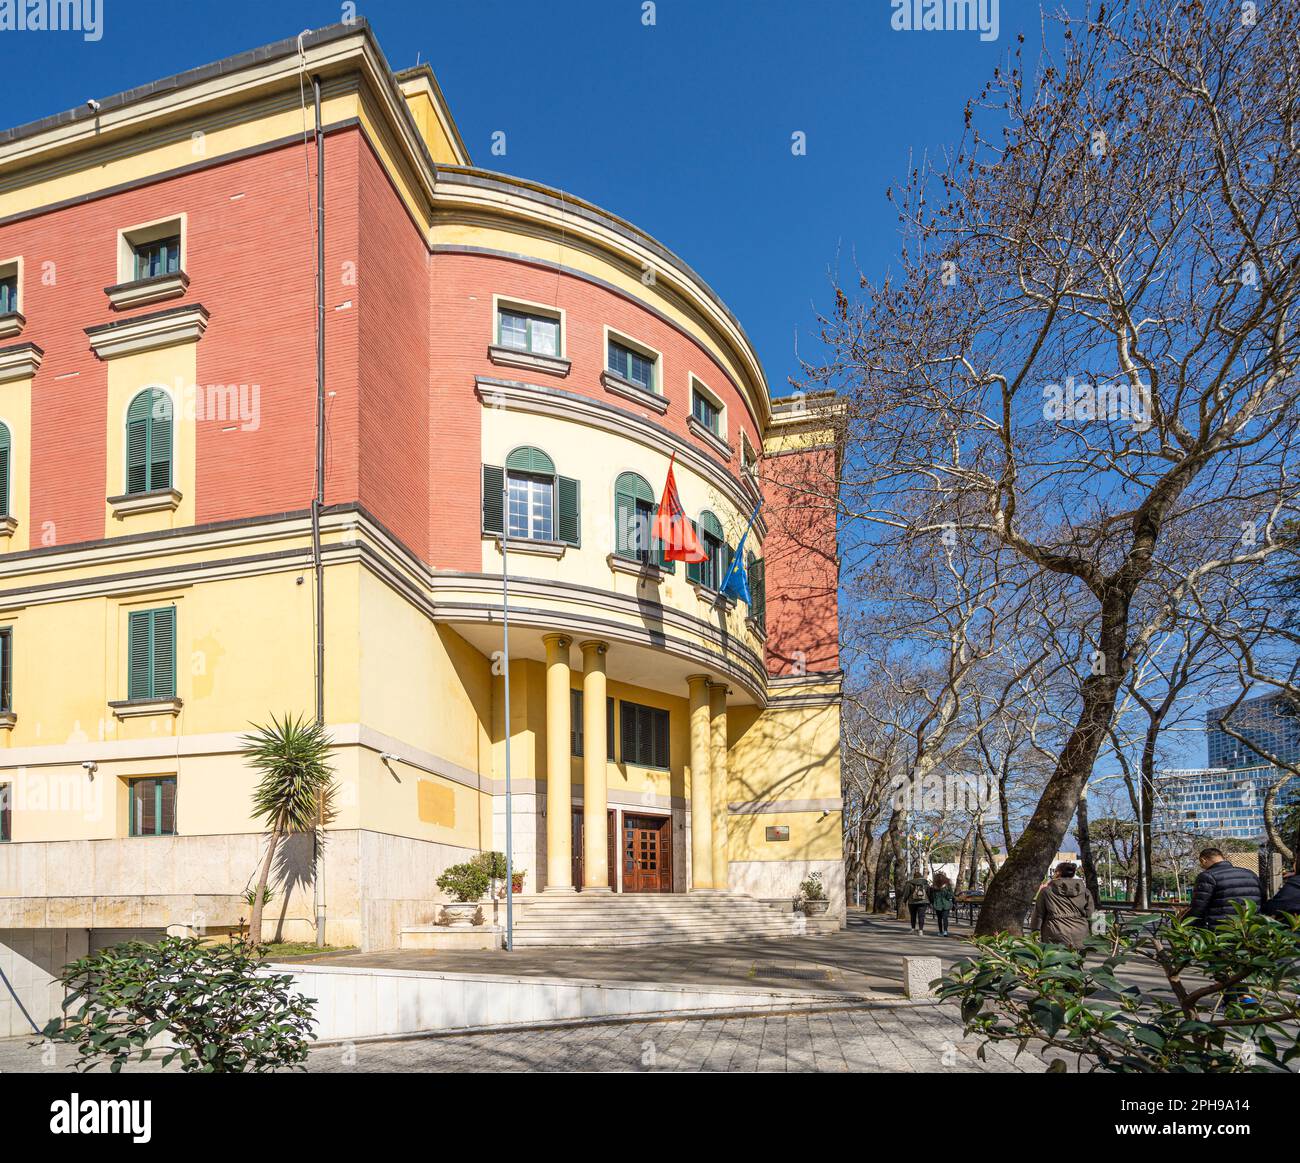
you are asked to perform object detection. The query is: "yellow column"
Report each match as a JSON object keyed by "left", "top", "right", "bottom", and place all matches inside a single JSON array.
[
  {"left": 543, "top": 633, "right": 574, "bottom": 892},
  {"left": 709, "top": 681, "right": 730, "bottom": 893},
  {"left": 687, "top": 674, "right": 714, "bottom": 891},
  {"left": 581, "top": 640, "right": 612, "bottom": 891}
]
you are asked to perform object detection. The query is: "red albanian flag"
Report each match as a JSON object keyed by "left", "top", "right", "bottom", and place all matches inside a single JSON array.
[{"left": 652, "top": 452, "right": 708, "bottom": 563}]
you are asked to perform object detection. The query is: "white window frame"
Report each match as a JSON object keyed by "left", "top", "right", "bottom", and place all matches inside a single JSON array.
[{"left": 117, "top": 214, "right": 188, "bottom": 285}]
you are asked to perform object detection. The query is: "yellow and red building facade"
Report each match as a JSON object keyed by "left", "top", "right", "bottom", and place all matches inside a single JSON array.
[{"left": 0, "top": 22, "right": 842, "bottom": 963}]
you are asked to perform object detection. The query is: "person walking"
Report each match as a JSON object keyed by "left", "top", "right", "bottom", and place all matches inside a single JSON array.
[
  {"left": 903, "top": 867, "right": 931, "bottom": 934},
  {"left": 1183, "top": 847, "right": 1262, "bottom": 926},
  {"left": 1262, "top": 866, "right": 1300, "bottom": 919},
  {"left": 1029, "top": 862, "right": 1096, "bottom": 950},
  {"left": 930, "top": 871, "right": 955, "bottom": 936}
]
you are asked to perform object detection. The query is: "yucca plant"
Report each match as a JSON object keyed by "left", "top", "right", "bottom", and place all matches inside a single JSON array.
[{"left": 241, "top": 714, "right": 336, "bottom": 946}]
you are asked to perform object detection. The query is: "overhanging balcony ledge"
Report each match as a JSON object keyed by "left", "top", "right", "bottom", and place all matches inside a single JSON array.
[
  {"left": 108, "top": 488, "right": 182, "bottom": 518},
  {"left": 104, "top": 269, "right": 190, "bottom": 310}
]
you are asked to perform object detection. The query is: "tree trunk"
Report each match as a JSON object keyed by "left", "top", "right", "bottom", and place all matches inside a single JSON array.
[
  {"left": 1263, "top": 778, "right": 1296, "bottom": 864},
  {"left": 1135, "top": 724, "right": 1159, "bottom": 908},
  {"left": 887, "top": 810, "right": 909, "bottom": 920},
  {"left": 248, "top": 825, "right": 282, "bottom": 946},
  {"left": 976, "top": 672, "right": 1120, "bottom": 935},
  {"left": 1075, "top": 785, "right": 1102, "bottom": 907}
]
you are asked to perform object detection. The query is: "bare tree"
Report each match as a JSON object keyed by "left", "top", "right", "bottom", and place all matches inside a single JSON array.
[{"left": 808, "top": 1, "right": 1300, "bottom": 932}]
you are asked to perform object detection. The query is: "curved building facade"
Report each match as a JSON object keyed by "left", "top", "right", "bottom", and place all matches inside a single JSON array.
[{"left": 0, "top": 22, "right": 842, "bottom": 968}]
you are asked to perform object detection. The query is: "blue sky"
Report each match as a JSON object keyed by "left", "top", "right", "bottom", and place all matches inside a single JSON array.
[{"left": 2, "top": 0, "right": 1025, "bottom": 397}]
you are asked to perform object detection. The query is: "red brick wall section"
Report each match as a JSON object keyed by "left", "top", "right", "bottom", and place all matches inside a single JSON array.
[
  {"left": 761, "top": 444, "right": 839, "bottom": 676},
  {"left": 356, "top": 143, "right": 429, "bottom": 559},
  {"left": 0, "top": 131, "right": 369, "bottom": 547},
  {"left": 427, "top": 251, "right": 763, "bottom": 572}
]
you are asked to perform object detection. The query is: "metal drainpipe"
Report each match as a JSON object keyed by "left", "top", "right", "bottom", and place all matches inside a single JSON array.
[{"left": 312, "top": 73, "right": 327, "bottom": 946}]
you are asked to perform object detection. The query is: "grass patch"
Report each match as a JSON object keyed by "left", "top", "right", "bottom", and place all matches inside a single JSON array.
[{"left": 260, "top": 942, "right": 356, "bottom": 959}]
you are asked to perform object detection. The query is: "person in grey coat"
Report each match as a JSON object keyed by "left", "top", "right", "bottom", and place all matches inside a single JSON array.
[
  {"left": 1029, "top": 862, "right": 1096, "bottom": 950},
  {"left": 1184, "top": 847, "right": 1261, "bottom": 926}
]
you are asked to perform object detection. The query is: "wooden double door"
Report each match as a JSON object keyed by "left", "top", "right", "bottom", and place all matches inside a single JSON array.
[
  {"left": 571, "top": 809, "right": 673, "bottom": 893},
  {"left": 622, "top": 813, "right": 673, "bottom": 893}
]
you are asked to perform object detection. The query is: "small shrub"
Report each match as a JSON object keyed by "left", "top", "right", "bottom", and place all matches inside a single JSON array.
[
  {"left": 938, "top": 903, "right": 1300, "bottom": 1073},
  {"left": 471, "top": 851, "right": 509, "bottom": 881},
  {"left": 40, "top": 936, "right": 316, "bottom": 1073},
  {"left": 436, "top": 862, "right": 490, "bottom": 902},
  {"left": 799, "top": 872, "right": 827, "bottom": 901}
]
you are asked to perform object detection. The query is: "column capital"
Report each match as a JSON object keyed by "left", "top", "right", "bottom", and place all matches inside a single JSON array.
[
  {"left": 579, "top": 639, "right": 609, "bottom": 657},
  {"left": 707, "top": 680, "right": 731, "bottom": 695},
  {"left": 686, "top": 673, "right": 712, "bottom": 690},
  {"left": 542, "top": 632, "right": 572, "bottom": 650}
]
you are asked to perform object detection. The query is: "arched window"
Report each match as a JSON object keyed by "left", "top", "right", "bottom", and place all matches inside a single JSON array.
[
  {"left": 614, "top": 471, "right": 656, "bottom": 564},
  {"left": 481, "top": 446, "right": 580, "bottom": 546},
  {"left": 688, "top": 510, "right": 729, "bottom": 590},
  {"left": 0, "top": 422, "right": 10, "bottom": 518},
  {"left": 126, "top": 388, "right": 172, "bottom": 496}
]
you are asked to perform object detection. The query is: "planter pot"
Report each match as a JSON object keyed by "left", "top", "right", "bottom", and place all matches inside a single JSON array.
[
  {"left": 800, "top": 899, "right": 829, "bottom": 917},
  {"left": 441, "top": 902, "right": 481, "bottom": 928}
]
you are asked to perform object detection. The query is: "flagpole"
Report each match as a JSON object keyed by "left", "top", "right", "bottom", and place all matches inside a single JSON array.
[{"left": 501, "top": 481, "right": 514, "bottom": 953}]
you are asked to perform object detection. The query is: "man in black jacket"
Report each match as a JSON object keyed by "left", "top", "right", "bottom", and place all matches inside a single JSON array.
[
  {"left": 1262, "top": 868, "right": 1300, "bottom": 919},
  {"left": 1184, "top": 847, "right": 1262, "bottom": 925}
]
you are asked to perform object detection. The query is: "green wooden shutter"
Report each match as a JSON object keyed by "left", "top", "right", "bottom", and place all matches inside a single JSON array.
[
  {"left": 557, "top": 475, "right": 580, "bottom": 546},
  {"left": 505, "top": 446, "right": 556, "bottom": 475},
  {"left": 0, "top": 423, "right": 10, "bottom": 519},
  {"left": 150, "top": 393, "right": 173, "bottom": 491},
  {"left": 482, "top": 465, "right": 504, "bottom": 535},
  {"left": 748, "top": 553, "right": 766, "bottom": 629},
  {"left": 126, "top": 416, "right": 149, "bottom": 495},
  {"left": 570, "top": 688, "right": 583, "bottom": 756},
  {"left": 614, "top": 477, "right": 635, "bottom": 557},
  {"left": 127, "top": 610, "right": 152, "bottom": 699},
  {"left": 607, "top": 696, "right": 616, "bottom": 761},
  {"left": 152, "top": 607, "right": 176, "bottom": 698}
]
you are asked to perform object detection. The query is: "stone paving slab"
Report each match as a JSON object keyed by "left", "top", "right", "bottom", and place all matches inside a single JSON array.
[{"left": 0, "top": 1004, "right": 1059, "bottom": 1073}]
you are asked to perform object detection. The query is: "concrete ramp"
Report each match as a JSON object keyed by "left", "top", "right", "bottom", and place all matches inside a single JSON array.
[{"left": 274, "top": 962, "right": 857, "bottom": 1041}]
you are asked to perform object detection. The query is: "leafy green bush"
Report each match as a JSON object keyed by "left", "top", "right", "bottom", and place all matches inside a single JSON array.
[
  {"left": 472, "top": 851, "right": 509, "bottom": 881},
  {"left": 938, "top": 903, "right": 1300, "bottom": 1072},
  {"left": 40, "top": 936, "right": 316, "bottom": 1073},
  {"left": 436, "top": 861, "right": 490, "bottom": 902},
  {"left": 799, "top": 872, "right": 827, "bottom": 901}
]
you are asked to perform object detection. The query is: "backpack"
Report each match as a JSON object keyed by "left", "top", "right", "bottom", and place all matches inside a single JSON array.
[{"left": 908, "top": 879, "right": 929, "bottom": 904}]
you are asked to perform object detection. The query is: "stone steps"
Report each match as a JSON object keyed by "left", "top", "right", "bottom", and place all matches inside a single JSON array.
[{"left": 509, "top": 891, "right": 805, "bottom": 947}]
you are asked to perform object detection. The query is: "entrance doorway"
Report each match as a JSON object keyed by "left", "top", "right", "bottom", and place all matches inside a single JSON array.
[
  {"left": 622, "top": 814, "right": 673, "bottom": 893},
  {"left": 571, "top": 809, "right": 617, "bottom": 890}
]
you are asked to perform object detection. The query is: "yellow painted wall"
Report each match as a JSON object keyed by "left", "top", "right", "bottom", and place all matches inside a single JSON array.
[{"left": 0, "top": 373, "right": 31, "bottom": 553}]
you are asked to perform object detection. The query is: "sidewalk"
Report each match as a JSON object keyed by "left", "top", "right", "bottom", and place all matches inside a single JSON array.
[{"left": 277, "top": 910, "right": 978, "bottom": 998}]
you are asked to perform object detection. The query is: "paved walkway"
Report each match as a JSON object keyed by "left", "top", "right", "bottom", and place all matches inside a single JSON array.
[
  {"left": 0, "top": 1004, "right": 1058, "bottom": 1073},
  {"left": 285, "top": 911, "right": 980, "bottom": 997}
]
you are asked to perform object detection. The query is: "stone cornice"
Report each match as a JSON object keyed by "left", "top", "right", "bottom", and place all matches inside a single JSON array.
[
  {"left": 0, "top": 341, "right": 42, "bottom": 383},
  {"left": 86, "top": 303, "right": 208, "bottom": 359}
]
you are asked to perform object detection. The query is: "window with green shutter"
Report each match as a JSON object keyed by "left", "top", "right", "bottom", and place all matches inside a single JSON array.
[
  {"left": 129, "top": 776, "right": 177, "bottom": 837},
  {"left": 0, "top": 422, "right": 10, "bottom": 518},
  {"left": 497, "top": 307, "right": 560, "bottom": 356},
  {"left": 126, "top": 388, "right": 173, "bottom": 495},
  {"left": 0, "top": 628, "right": 11, "bottom": 713},
  {"left": 485, "top": 447, "right": 579, "bottom": 546},
  {"left": 571, "top": 691, "right": 617, "bottom": 760},
  {"left": 747, "top": 552, "right": 766, "bottom": 630},
  {"left": 0, "top": 274, "right": 17, "bottom": 316},
  {"left": 689, "top": 511, "right": 728, "bottom": 590},
  {"left": 127, "top": 607, "right": 176, "bottom": 700},
  {"left": 607, "top": 338, "right": 657, "bottom": 393},
  {"left": 132, "top": 235, "right": 181, "bottom": 281},
  {"left": 619, "top": 700, "right": 669, "bottom": 769}
]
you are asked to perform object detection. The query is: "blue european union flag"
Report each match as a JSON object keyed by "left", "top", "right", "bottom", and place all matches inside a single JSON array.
[{"left": 720, "top": 503, "right": 761, "bottom": 604}]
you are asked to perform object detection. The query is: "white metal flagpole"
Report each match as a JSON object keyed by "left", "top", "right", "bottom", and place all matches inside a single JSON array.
[{"left": 501, "top": 481, "right": 514, "bottom": 952}]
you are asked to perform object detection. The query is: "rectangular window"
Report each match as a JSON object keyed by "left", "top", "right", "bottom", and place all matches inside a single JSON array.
[
  {"left": 619, "top": 700, "right": 669, "bottom": 769},
  {"left": 608, "top": 339, "right": 656, "bottom": 393},
  {"left": 498, "top": 308, "right": 559, "bottom": 357},
  {"left": 129, "top": 776, "right": 176, "bottom": 837},
  {"left": 133, "top": 235, "right": 181, "bottom": 281},
  {"left": 691, "top": 387, "right": 721, "bottom": 435},
  {"left": 0, "top": 782, "right": 10, "bottom": 841},
  {"left": 127, "top": 607, "right": 176, "bottom": 701},
  {"left": 0, "top": 628, "right": 10, "bottom": 712},
  {"left": 507, "top": 472, "right": 554, "bottom": 541},
  {"left": 571, "top": 690, "right": 616, "bottom": 761},
  {"left": 0, "top": 274, "right": 16, "bottom": 315},
  {"left": 699, "top": 529, "right": 728, "bottom": 591}
]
